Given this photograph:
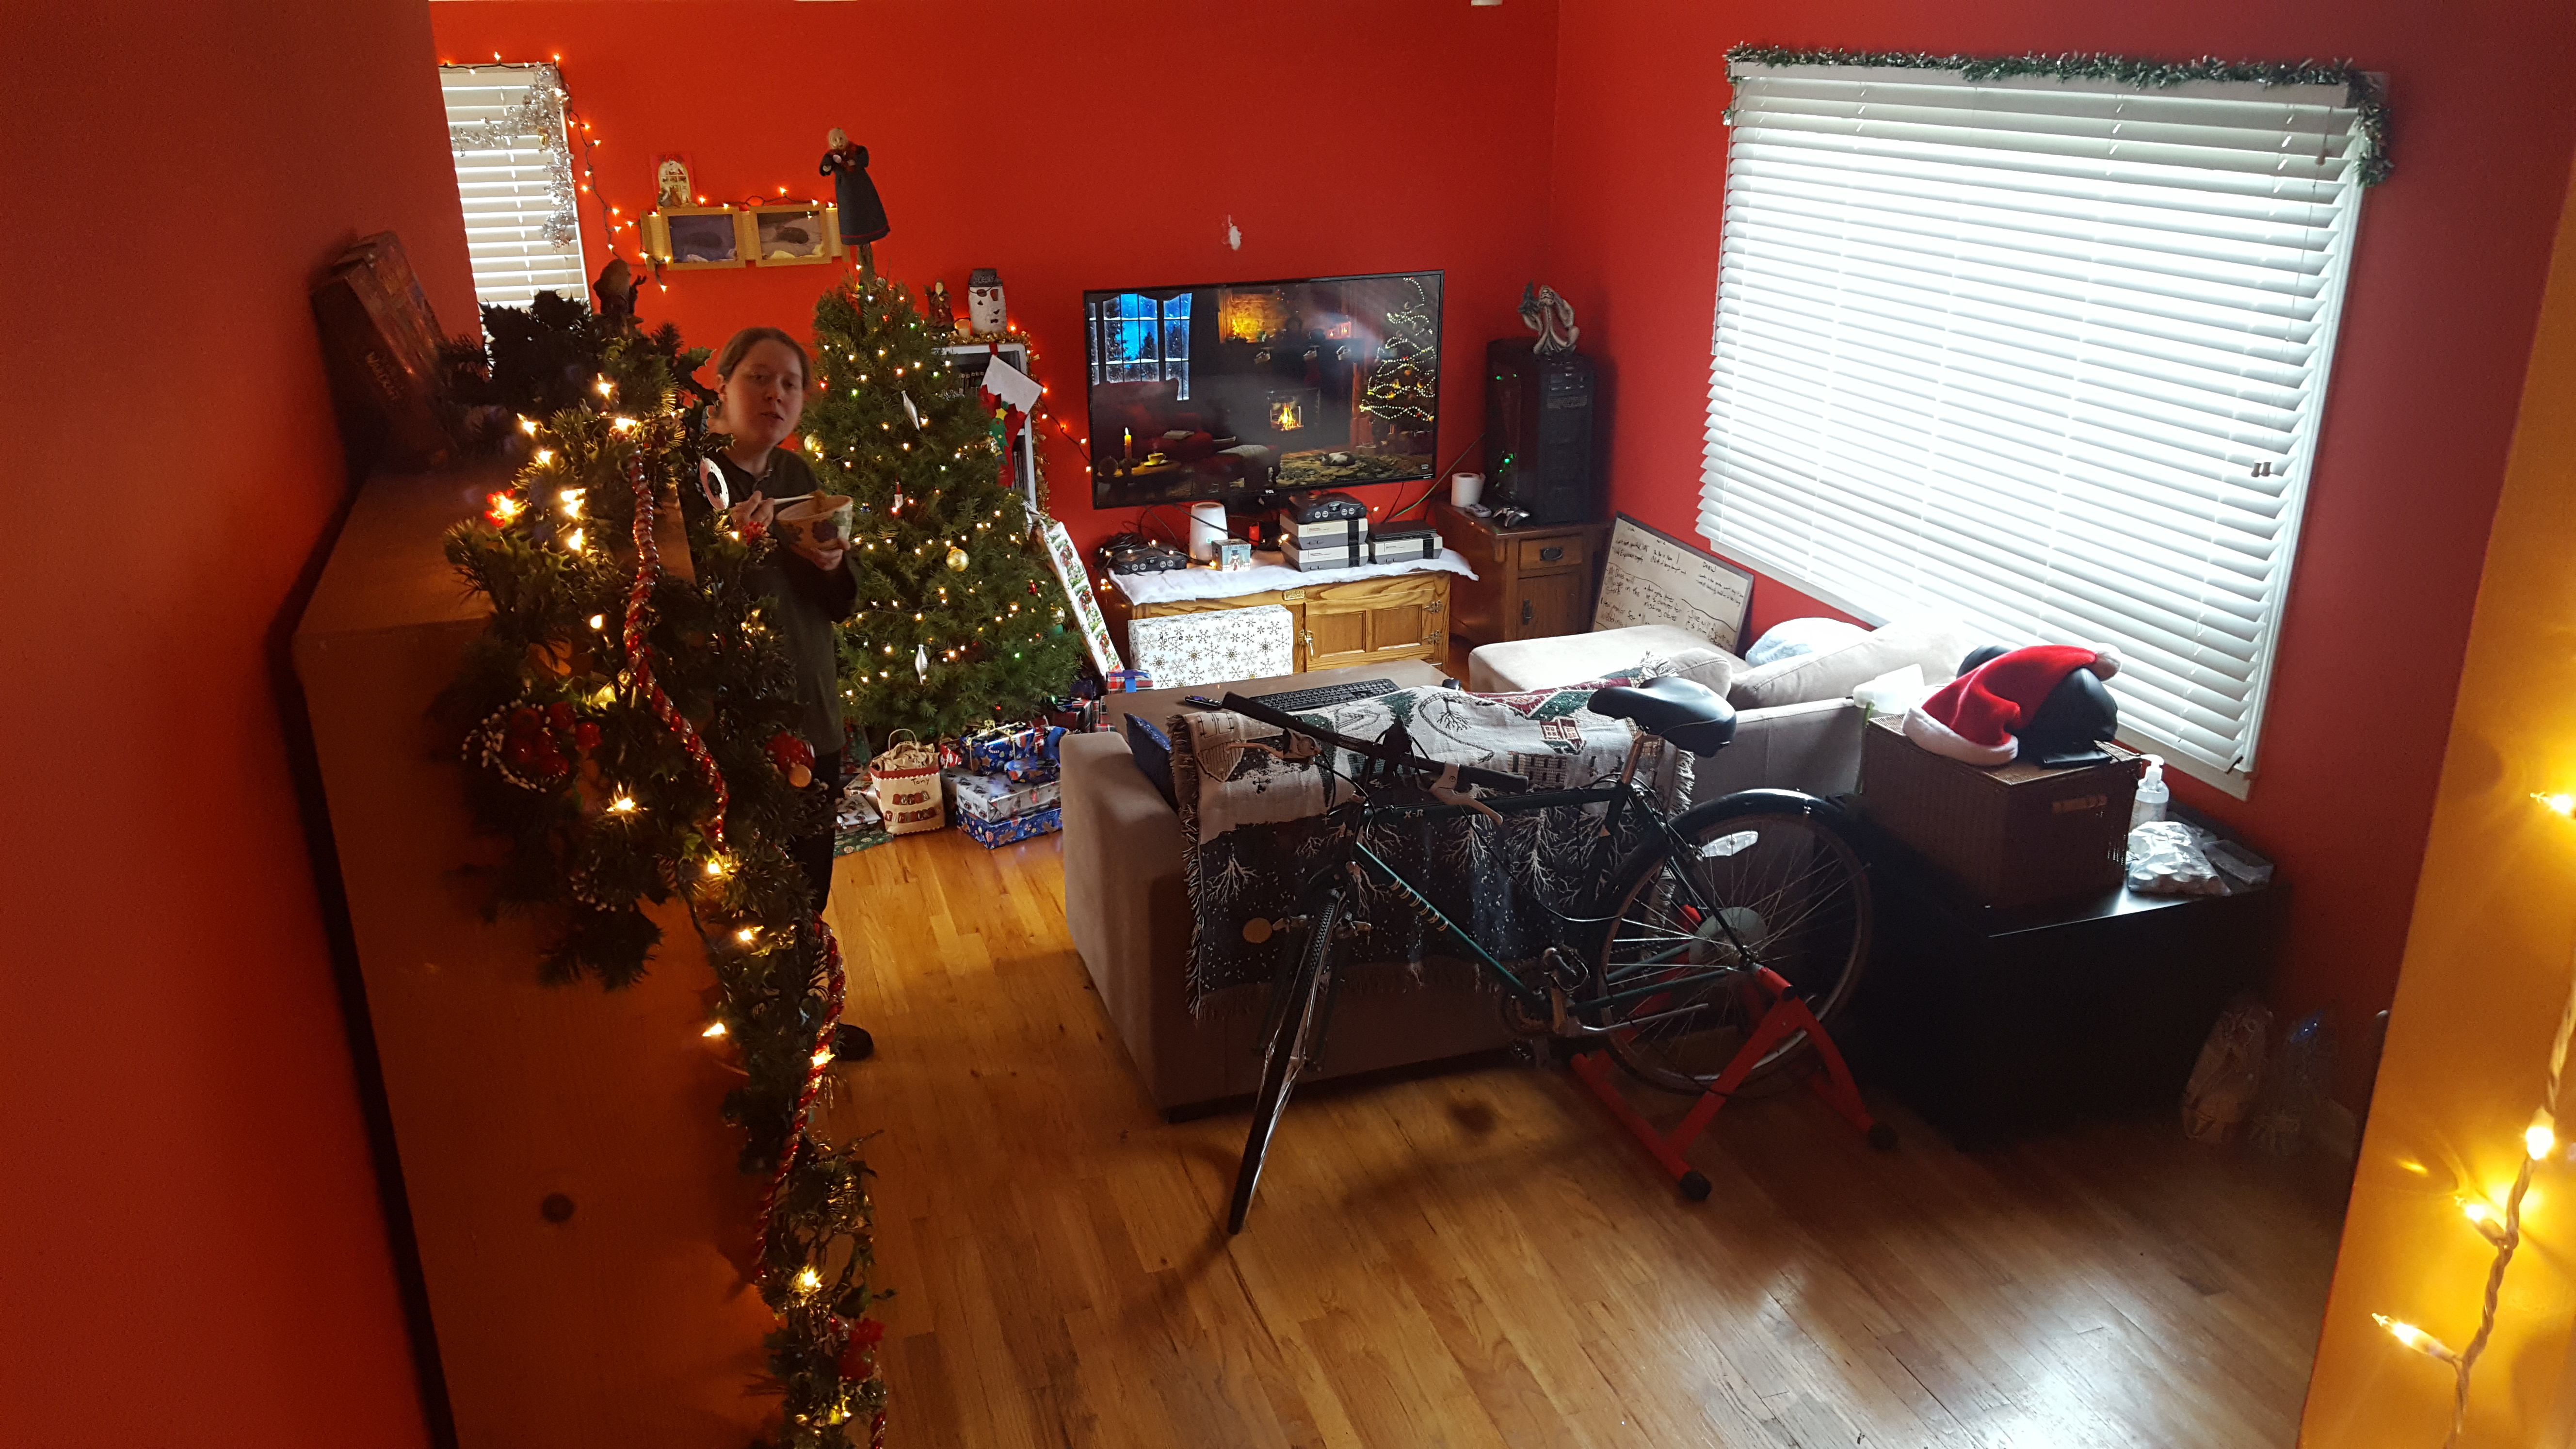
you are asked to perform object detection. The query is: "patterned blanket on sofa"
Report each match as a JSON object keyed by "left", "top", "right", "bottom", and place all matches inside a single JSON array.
[{"left": 1170, "top": 683, "right": 1688, "bottom": 1011}]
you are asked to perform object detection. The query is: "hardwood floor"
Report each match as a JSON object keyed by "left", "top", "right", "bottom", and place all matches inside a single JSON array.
[{"left": 821, "top": 827, "right": 2347, "bottom": 1448}]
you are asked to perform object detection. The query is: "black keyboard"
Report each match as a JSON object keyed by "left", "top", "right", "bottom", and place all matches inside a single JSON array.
[{"left": 1247, "top": 678, "right": 1401, "bottom": 713}]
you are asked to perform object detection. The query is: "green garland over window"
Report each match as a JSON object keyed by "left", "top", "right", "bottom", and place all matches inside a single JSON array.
[{"left": 1724, "top": 44, "right": 2392, "bottom": 186}]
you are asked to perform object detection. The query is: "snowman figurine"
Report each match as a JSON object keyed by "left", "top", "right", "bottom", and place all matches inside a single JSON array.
[{"left": 966, "top": 268, "right": 1007, "bottom": 338}]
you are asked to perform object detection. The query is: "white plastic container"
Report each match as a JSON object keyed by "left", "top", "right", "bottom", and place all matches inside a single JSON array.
[{"left": 2132, "top": 754, "right": 2169, "bottom": 830}]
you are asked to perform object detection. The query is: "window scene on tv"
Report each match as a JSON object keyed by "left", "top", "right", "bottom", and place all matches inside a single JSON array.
[{"left": 1085, "top": 271, "right": 1442, "bottom": 507}]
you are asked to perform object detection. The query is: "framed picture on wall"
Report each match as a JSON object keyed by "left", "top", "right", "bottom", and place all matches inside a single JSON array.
[
  {"left": 746, "top": 203, "right": 842, "bottom": 266},
  {"left": 645, "top": 206, "right": 748, "bottom": 271}
]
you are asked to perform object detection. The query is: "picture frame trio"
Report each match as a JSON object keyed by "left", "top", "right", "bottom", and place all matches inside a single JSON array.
[{"left": 644, "top": 202, "right": 843, "bottom": 271}]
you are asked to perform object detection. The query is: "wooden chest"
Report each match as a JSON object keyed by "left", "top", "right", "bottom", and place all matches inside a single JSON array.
[{"left": 1102, "top": 567, "right": 1450, "bottom": 675}]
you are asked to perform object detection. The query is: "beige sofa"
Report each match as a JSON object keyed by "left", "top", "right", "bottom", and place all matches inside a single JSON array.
[
  {"left": 1467, "top": 619, "right": 1977, "bottom": 801},
  {"left": 1061, "top": 621, "right": 1975, "bottom": 1114},
  {"left": 1062, "top": 662, "right": 1510, "bottom": 1115}
]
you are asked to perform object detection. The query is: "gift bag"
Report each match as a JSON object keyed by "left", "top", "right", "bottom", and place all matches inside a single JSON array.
[{"left": 868, "top": 731, "right": 946, "bottom": 836}]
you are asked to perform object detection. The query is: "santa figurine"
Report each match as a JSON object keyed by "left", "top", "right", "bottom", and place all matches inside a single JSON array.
[
  {"left": 925, "top": 279, "right": 954, "bottom": 333},
  {"left": 1904, "top": 643, "right": 2123, "bottom": 768},
  {"left": 819, "top": 127, "right": 891, "bottom": 275}
]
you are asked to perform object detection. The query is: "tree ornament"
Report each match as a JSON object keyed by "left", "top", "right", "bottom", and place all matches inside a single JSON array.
[
  {"left": 838, "top": 1316, "right": 887, "bottom": 1381},
  {"left": 946, "top": 545, "right": 968, "bottom": 572},
  {"left": 914, "top": 643, "right": 929, "bottom": 680},
  {"left": 766, "top": 731, "right": 817, "bottom": 789}
]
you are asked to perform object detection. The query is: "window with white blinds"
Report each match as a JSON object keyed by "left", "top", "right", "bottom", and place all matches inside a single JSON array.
[
  {"left": 439, "top": 63, "right": 585, "bottom": 310},
  {"left": 1700, "top": 64, "right": 2371, "bottom": 789}
]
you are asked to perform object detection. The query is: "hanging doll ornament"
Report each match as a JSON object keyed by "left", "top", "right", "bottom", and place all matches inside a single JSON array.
[{"left": 820, "top": 128, "right": 891, "bottom": 276}]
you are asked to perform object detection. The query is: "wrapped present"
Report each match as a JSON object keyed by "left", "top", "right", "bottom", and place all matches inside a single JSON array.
[
  {"left": 1002, "top": 757, "right": 1060, "bottom": 786},
  {"left": 1125, "top": 604, "right": 1295, "bottom": 691},
  {"left": 961, "top": 804, "right": 1062, "bottom": 848},
  {"left": 1104, "top": 668, "right": 1154, "bottom": 693},
  {"left": 964, "top": 722, "right": 1064, "bottom": 774},
  {"left": 947, "top": 768, "right": 1063, "bottom": 823}
]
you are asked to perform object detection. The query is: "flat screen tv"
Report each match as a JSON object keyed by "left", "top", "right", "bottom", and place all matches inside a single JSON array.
[{"left": 1082, "top": 270, "right": 1442, "bottom": 509}]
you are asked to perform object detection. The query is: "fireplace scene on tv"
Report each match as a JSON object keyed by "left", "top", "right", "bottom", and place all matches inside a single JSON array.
[{"left": 1084, "top": 271, "right": 1442, "bottom": 508}]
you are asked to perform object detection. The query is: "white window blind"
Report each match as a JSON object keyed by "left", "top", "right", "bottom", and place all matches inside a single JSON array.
[
  {"left": 1701, "top": 64, "right": 2369, "bottom": 788},
  {"left": 439, "top": 63, "right": 585, "bottom": 310}
]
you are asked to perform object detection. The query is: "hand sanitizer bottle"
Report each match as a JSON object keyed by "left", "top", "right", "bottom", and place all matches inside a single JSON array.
[{"left": 2132, "top": 755, "right": 2169, "bottom": 830}]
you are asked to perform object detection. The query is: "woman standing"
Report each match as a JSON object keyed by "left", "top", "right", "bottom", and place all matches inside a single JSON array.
[{"left": 694, "top": 326, "right": 855, "bottom": 917}]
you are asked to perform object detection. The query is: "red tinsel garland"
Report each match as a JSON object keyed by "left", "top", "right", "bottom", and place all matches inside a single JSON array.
[{"left": 618, "top": 442, "right": 877, "bottom": 1446}]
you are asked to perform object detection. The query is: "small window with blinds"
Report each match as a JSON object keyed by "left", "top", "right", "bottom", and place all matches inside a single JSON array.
[
  {"left": 439, "top": 63, "right": 585, "bottom": 310},
  {"left": 1701, "top": 61, "right": 2378, "bottom": 790}
]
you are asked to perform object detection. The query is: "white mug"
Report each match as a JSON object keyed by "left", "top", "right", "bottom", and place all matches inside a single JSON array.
[{"left": 1450, "top": 472, "right": 1484, "bottom": 508}]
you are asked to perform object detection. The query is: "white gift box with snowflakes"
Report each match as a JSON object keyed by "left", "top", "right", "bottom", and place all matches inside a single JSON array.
[{"left": 1125, "top": 605, "right": 1296, "bottom": 691}]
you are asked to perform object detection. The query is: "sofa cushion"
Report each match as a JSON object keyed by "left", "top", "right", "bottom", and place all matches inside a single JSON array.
[
  {"left": 1727, "top": 615, "right": 1979, "bottom": 709},
  {"left": 1467, "top": 624, "right": 1739, "bottom": 694},
  {"left": 1122, "top": 712, "right": 1178, "bottom": 807}
]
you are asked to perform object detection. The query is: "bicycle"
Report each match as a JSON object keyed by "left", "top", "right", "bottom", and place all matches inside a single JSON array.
[{"left": 1191, "top": 676, "right": 1881, "bottom": 1234}]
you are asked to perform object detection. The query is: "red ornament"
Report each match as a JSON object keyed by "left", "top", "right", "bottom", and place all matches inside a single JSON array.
[
  {"left": 574, "top": 722, "right": 602, "bottom": 751},
  {"left": 837, "top": 1317, "right": 886, "bottom": 1379},
  {"left": 766, "top": 731, "right": 816, "bottom": 789}
]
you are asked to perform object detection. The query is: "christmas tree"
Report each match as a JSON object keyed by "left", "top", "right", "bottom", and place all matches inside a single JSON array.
[
  {"left": 1358, "top": 274, "right": 1439, "bottom": 447},
  {"left": 799, "top": 277, "right": 1082, "bottom": 741}
]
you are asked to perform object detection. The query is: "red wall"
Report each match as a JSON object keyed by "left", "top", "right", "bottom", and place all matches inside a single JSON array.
[
  {"left": 432, "top": 0, "right": 1564, "bottom": 561},
  {"left": 1546, "top": 0, "right": 2576, "bottom": 1103},
  {"left": 2, "top": 1, "right": 473, "bottom": 1443}
]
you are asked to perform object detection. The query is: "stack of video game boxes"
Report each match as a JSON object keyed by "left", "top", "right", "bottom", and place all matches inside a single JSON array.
[
  {"left": 1277, "top": 491, "right": 1369, "bottom": 572},
  {"left": 946, "top": 722, "right": 1065, "bottom": 848}
]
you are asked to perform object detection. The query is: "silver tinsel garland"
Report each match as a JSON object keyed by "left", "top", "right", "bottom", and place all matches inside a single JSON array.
[{"left": 446, "top": 62, "right": 581, "bottom": 247}]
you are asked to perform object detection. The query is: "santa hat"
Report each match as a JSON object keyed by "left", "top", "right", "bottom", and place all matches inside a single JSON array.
[{"left": 1903, "top": 644, "right": 2121, "bottom": 766}]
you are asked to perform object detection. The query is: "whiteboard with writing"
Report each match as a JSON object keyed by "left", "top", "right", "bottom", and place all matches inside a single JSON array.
[{"left": 1592, "top": 515, "right": 1755, "bottom": 654}]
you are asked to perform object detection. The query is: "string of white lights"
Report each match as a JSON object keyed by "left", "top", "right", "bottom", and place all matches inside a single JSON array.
[{"left": 2373, "top": 823, "right": 2576, "bottom": 1445}]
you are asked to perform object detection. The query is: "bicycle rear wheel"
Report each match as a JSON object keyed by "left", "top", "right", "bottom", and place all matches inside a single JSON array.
[
  {"left": 1585, "top": 798, "right": 1871, "bottom": 1094},
  {"left": 1227, "top": 887, "right": 1345, "bottom": 1234}
]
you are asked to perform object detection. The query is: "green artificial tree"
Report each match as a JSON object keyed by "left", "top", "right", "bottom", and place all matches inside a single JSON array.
[{"left": 796, "top": 276, "right": 1083, "bottom": 742}]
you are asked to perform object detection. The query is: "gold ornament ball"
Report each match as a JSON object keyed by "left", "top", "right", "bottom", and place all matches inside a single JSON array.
[{"left": 946, "top": 545, "right": 969, "bottom": 572}]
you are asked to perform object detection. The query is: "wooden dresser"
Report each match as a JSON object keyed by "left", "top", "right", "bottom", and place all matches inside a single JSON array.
[
  {"left": 1101, "top": 567, "right": 1450, "bottom": 674},
  {"left": 1436, "top": 501, "right": 1611, "bottom": 644}
]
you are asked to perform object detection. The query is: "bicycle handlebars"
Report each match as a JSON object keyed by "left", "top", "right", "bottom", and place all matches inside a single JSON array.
[{"left": 1212, "top": 692, "right": 1533, "bottom": 794}]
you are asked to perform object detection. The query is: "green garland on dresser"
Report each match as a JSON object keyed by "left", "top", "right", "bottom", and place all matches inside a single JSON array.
[
  {"left": 1724, "top": 44, "right": 2392, "bottom": 186},
  {"left": 439, "top": 308, "right": 887, "bottom": 1446}
]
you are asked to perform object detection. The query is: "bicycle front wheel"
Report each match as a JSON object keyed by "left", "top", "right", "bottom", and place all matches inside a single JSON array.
[
  {"left": 1227, "top": 887, "right": 1345, "bottom": 1234},
  {"left": 1585, "top": 798, "right": 1871, "bottom": 1094}
]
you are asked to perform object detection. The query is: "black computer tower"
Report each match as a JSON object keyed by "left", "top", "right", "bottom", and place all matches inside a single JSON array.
[{"left": 1484, "top": 338, "right": 1597, "bottom": 524}]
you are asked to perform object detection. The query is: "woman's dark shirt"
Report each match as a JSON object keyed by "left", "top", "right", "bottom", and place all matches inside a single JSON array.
[{"left": 691, "top": 447, "right": 856, "bottom": 754}]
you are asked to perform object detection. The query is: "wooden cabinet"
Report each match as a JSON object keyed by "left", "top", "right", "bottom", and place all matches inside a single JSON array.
[
  {"left": 1437, "top": 501, "right": 1610, "bottom": 644},
  {"left": 1102, "top": 568, "right": 1450, "bottom": 675}
]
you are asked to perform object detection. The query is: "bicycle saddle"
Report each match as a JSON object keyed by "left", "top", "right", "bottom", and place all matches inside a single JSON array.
[{"left": 1587, "top": 676, "right": 1738, "bottom": 757}]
